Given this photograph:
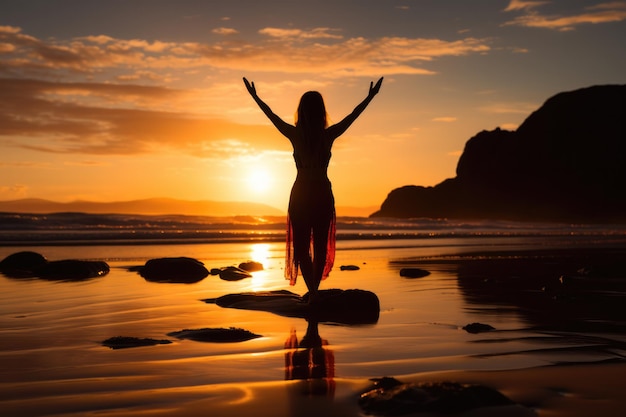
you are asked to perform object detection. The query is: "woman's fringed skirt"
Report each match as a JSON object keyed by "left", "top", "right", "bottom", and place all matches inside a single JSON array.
[{"left": 285, "top": 176, "right": 336, "bottom": 285}]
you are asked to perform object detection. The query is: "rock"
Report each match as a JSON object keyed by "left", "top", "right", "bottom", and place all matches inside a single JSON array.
[
  {"left": 167, "top": 327, "right": 261, "bottom": 343},
  {"left": 102, "top": 336, "right": 172, "bottom": 349},
  {"left": 210, "top": 268, "right": 221, "bottom": 275},
  {"left": 359, "top": 377, "right": 518, "bottom": 415},
  {"left": 210, "top": 288, "right": 380, "bottom": 325},
  {"left": 340, "top": 265, "right": 360, "bottom": 271},
  {"left": 139, "top": 257, "right": 208, "bottom": 283},
  {"left": 37, "top": 260, "right": 110, "bottom": 281},
  {"left": 0, "top": 251, "right": 48, "bottom": 277},
  {"left": 238, "top": 261, "right": 263, "bottom": 272},
  {"left": 463, "top": 322, "right": 496, "bottom": 333},
  {"left": 219, "top": 266, "right": 252, "bottom": 281},
  {"left": 0, "top": 252, "right": 109, "bottom": 281},
  {"left": 371, "top": 85, "right": 626, "bottom": 222},
  {"left": 399, "top": 268, "right": 430, "bottom": 278}
]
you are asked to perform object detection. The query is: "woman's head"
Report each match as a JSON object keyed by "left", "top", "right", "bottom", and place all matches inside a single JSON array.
[{"left": 295, "top": 91, "right": 328, "bottom": 129}]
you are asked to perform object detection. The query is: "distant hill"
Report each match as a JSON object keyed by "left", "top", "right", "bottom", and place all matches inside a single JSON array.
[
  {"left": 372, "top": 85, "right": 626, "bottom": 222},
  {"left": 0, "top": 198, "right": 285, "bottom": 217}
]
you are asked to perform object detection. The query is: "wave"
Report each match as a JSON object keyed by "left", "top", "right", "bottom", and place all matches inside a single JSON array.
[{"left": 1, "top": 212, "right": 625, "bottom": 246}]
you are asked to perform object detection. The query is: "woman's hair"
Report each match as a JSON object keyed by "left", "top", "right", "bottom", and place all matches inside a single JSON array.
[{"left": 295, "top": 91, "right": 328, "bottom": 130}]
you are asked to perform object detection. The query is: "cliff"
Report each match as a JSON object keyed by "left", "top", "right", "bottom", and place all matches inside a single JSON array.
[{"left": 372, "top": 85, "right": 626, "bottom": 222}]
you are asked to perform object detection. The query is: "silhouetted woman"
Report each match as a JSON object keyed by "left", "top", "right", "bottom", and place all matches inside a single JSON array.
[{"left": 244, "top": 77, "right": 383, "bottom": 302}]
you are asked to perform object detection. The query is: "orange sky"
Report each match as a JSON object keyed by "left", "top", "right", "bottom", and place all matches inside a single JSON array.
[{"left": 1, "top": 0, "right": 625, "bottom": 213}]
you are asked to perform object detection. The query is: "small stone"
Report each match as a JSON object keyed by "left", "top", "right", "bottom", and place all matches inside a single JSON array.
[
  {"left": 167, "top": 327, "right": 261, "bottom": 343},
  {"left": 238, "top": 261, "right": 263, "bottom": 272},
  {"left": 102, "top": 336, "right": 172, "bottom": 349},
  {"left": 399, "top": 268, "right": 430, "bottom": 278},
  {"left": 219, "top": 266, "right": 253, "bottom": 281},
  {"left": 462, "top": 322, "right": 495, "bottom": 333},
  {"left": 340, "top": 265, "right": 360, "bottom": 271},
  {"left": 139, "top": 257, "right": 208, "bottom": 283}
]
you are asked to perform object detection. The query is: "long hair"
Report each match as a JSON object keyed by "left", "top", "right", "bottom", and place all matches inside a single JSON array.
[{"left": 295, "top": 91, "right": 328, "bottom": 156}]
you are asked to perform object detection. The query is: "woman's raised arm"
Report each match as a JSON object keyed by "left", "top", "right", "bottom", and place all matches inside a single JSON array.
[
  {"left": 327, "top": 77, "right": 383, "bottom": 140},
  {"left": 243, "top": 77, "right": 294, "bottom": 139}
]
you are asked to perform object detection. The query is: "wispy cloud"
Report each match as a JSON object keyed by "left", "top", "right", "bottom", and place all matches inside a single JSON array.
[
  {"left": 0, "top": 78, "right": 282, "bottom": 157},
  {"left": 0, "top": 184, "right": 29, "bottom": 199},
  {"left": 0, "top": 25, "right": 493, "bottom": 158},
  {"left": 432, "top": 116, "right": 457, "bottom": 122},
  {"left": 503, "top": 1, "right": 626, "bottom": 31},
  {"left": 212, "top": 27, "right": 239, "bottom": 35},
  {"left": 479, "top": 102, "right": 538, "bottom": 115},
  {"left": 258, "top": 27, "right": 343, "bottom": 39},
  {"left": 503, "top": 0, "right": 549, "bottom": 12},
  {"left": 0, "top": 25, "right": 491, "bottom": 79}
]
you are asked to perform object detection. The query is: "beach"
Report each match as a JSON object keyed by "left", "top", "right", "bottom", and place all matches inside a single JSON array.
[{"left": 1, "top": 218, "right": 626, "bottom": 416}]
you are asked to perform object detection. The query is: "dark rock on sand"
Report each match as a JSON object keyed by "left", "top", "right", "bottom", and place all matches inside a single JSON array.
[
  {"left": 37, "top": 260, "right": 110, "bottom": 281},
  {"left": 102, "top": 336, "right": 172, "bottom": 349},
  {"left": 167, "top": 327, "right": 261, "bottom": 343},
  {"left": 0, "top": 251, "right": 48, "bottom": 277},
  {"left": 0, "top": 251, "right": 109, "bottom": 280},
  {"left": 399, "top": 268, "right": 430, "bottom": 279},
  {"left": 359, "top": 377, "right": 517, "bottom": 415},
  {"left": 219, "top": 266, "right": 253, "bottom": 281},
  {"left": 238, "top": 261, "right": 263, "bottom": 272},
  {"left": 463, "top": 322, "right": 496, "bottom": 334},
  {"left": 138, "top": 257, "right": 208, "bottom": 283},
  {"left": 209, "top": 288, "right": 380, "bottom": 325},
  {"left": 340, "top": 265, "right": 360, "bottom": 271}
]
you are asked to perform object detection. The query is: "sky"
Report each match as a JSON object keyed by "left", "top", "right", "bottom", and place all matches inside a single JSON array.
[{"left": 1, "top": 0, "right": 625, "bottom": 213}]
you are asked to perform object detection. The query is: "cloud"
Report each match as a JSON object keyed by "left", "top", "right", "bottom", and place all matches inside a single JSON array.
[
  {"left": 503, "top": 1, "right": 626, "bottom": 31},
  {"left": 258, "top": 27, "right": 343, "bottom": 40},
  {"left": 0, "top": 25, "right": 494, "bottom": 160},
  {"left": 0, "top": 78, "right": 284, "bottom": 158},
  {"left": 479, "top": 102, "right": 538, "bottom": 114},
  {"left": 0, "top": 184, "right": 29, "bottom": 199},
  {"left": 432, "top": 116, "right": 457, "bottom": 122},
  {"left": 503, "top": 0, "right": 549, "bottom": 12},
  {"left": 0, "top": 25, "right": 491, "bottom": 79},
  {"left": 212, "top": 27, "right": 239, "bottom": 35}
]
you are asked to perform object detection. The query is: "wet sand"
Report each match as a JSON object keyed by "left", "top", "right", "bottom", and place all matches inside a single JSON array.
[{"left": 1, "top": 237, "right": 625, "bottom": 416}]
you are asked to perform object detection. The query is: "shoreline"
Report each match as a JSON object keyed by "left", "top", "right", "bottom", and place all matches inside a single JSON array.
[{"left": 2, "top": 237, "right": 625, "bottom": 416}]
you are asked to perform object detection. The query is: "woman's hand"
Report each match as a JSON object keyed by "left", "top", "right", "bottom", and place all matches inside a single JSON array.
[
  {"left": 368, "top": 77, "right": 383, "bottom": 98},
  {"left": 243, "top": 77, "right": 257, "bottom": 97}
]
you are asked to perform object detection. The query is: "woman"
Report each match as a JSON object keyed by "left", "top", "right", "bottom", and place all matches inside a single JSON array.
[{"left": 244, "top": 77, "right": 383, "bottom": 302}]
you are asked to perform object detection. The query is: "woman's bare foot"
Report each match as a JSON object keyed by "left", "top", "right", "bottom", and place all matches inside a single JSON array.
[{"left": 305, "top": 290, "right": 320, "bottom": 305}]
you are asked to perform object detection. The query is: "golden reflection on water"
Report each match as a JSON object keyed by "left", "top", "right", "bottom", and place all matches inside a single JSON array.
[
  {"left": 248, "top": 243, "right": 277, "bottom": 291},
  {"left": 249, "top": 243, "right": 272, "bottom": 264}
]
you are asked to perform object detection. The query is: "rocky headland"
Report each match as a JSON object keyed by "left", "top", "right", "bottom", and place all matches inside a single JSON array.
[{"left": 372, "top": 85, "right": 626, "bottom": 222}]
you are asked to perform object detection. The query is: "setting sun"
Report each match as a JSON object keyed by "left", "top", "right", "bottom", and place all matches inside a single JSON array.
[{"left": 246, "top": 168, "right": 273, "bottom": 194}]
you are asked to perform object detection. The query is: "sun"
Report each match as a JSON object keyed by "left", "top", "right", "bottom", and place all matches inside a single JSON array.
[{"left": 246, "top": 168, "right": 272, "bottom": 193}]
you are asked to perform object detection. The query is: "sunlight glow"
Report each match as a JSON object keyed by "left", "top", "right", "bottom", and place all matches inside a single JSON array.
[
  {"left": 248, "top": 243, "right": 272, "bottom": 291},
  {"left": 246, "top": 169, "right": 273, "bottom": 194},
  {"left": 250, "top": 243, "right": 271, "bottom": 264}
]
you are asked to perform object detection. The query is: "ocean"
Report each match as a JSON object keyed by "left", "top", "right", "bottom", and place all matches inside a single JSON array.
[{"left": 1, "top": 213, "right": 626, "bottom": 416}]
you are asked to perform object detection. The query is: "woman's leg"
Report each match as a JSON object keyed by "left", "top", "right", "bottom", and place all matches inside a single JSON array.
[
  {"left": 291, "top": 221, "right": 314, "bottom": 292},
  {"left": 310, "top": 212, "right": 333, "bottom": 295}
]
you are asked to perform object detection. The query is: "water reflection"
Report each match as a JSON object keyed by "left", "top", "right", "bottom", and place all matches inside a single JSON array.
[{"left": 284, "top": 321, "right": 335, "bottom": 397}]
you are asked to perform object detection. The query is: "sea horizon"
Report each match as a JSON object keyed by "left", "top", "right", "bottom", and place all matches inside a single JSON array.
[{"left": 3, "top": 211, "right": 626, "bottom": 248}]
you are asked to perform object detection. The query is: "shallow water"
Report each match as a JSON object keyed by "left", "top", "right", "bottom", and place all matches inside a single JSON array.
[{"left": 1, "top": 233, "right": 626, "bottom": 416}]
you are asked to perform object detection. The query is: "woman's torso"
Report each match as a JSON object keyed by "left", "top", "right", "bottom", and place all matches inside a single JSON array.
[{"left": 291, "top": 127, "right": 333, "bottom": 177}]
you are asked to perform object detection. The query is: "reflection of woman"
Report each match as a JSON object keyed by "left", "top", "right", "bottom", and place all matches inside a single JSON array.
[
  {"left": 244, "top": 77, "right": 383, "bottom": 301},
  {"left": 284, "top": 321, "right": 335, "bottom": 397}
]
